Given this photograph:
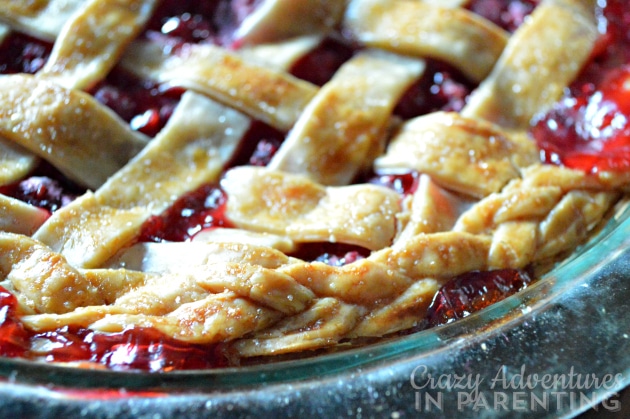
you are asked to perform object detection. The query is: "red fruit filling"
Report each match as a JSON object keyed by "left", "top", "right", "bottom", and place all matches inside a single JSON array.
[
  {"left": 367, "top": 170, "right": 421, "bottom": 196},
  {"left": 0, "top": 285, "right": 227, "bottom": 370},
  {"left": 394, "top": 60, "right": 475, "bottom": 119},
  {"left": 289, "top": 37, "right": 356, "bottom": 86},
  {"left": 0, "top": 177, "right": 75, "bottom": 214},
  {"left": 466, "top": 0, "right": 541, "bottom": 33},
  {"left": 534, "top": 66, "right": 630, "bottom": 172},
  {"left": 0, "top": 32, "right": 52, "bottom": 75},
  {"left": 0, "top": 162, "right": 84, "bottom": 214},
  {"left": 89, "top": 69, "right": 185, "bottom": 138},
  {"left": 289, "top": 243, "right": 371, "bottom": 267},
  {"left": 144, "top": 0, "right": 264, "bottom": 48},
  {"left": 533, "top": 0, "right": 630, "bottom": 173},
  {"left": 138, "top": 184, "right": 232, "bottom": 243},
  {"left": 227, "top": 120, "right": 287, "bottom": 167},
  {"left": 424, "top": 268, "right": 533, "bottom": 328},
  {"left": 0, "top": 287, "right": 30, "bottom": 358},
  {"left": 37, "top": 326, "right": 226, "bottom": 371}
]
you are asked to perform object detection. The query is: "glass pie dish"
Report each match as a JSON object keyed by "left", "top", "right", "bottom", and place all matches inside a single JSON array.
[{"left": 0, "top": 0, "right": 630, "bottom": 417}]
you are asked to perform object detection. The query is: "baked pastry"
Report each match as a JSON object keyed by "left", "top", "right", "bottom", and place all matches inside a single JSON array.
[{"left": 0, "top": 0, "right": 628, "bottom": 370}]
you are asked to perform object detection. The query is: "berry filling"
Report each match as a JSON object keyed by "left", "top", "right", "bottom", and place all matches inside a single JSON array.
[
  {"left": 367, "top": 170, "right": 421, "bottom": 196},
  {"left": 424, "top": 268, "right": 533, "bottom": 328},
  {"left": 0, "top": 288, "right": 30, "bottom": 358},
  {"left": 289, "top": 37, "right": 356, "bottom": 86},
  {"left": 394, "top": 60, "right": 475, "bottom": 119},
  {"left": 138, "top": 184, "right": 232, "bottom": 243},
  {"left": 0, "top": 32, "right": 52, "bottom": 75},
  {"left": 534, "top": 66, "right": 630, "bottom": 172},
  {"left": 227, "top": 121, "right": 287, "bottom": 167},
  {"left": 89, "top": 69, "right": 185, "bottom": 138},
  {"left": 289, "top": 243, "right": 371, "bottom": 267},
  {"left": 466, "top": 0, "right": 541, "bottom": 33},
  {"left": 0, "top": 286, "right": 227, "bottom": 370},
  {"left": 0, "top": 162, "right": 84, "bottom": 214},
  {"left": 532, "top": 0, "right": 630, "bottom": 173},
  {"left": 144, "top": 0, "right": 264, "bottom": 48}
]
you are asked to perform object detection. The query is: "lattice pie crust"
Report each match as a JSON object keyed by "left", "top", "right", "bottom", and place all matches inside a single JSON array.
[{"left": 0, "top": 0, "right": 627, "bottom": 361}]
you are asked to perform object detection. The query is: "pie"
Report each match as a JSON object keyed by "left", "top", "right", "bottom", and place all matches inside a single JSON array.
[{"left": 0, "top": 0, "right": 629, "bottom": 371}]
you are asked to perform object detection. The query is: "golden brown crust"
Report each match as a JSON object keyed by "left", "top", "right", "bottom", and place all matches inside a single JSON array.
[
  {"left": 222, "top": 167, "right": 401, "bottom": 250},
  {"left": 268, "top": 50, "right": 425, "bottom": 185},
  {"left": 33, "top": 92, "right": 249, "bottom": 268},
  {"left": 122, "top": 41, "right": 318, "bottom": 131},
  {"left": 38, "top": 0, "right": 158, "bottom": 90},
  {"left": 462, "top": 0, "right": 598, "bottom": 128},
  {"left": 375, "top": 112, "right": 539, "bottom": 197},
  {"left": 0, "top": 75, "right": 148, "bottom": 189},
  {"left": 0, "top": 0, "right": 84, "bottom": 40},
  {"left": 0, "top": 138, "right": 38, "bottom": 186},
  {"left": 234, "top": 0, "right": 347, "bottom": 46},
  {"left": 344, "top": 0, "right": 508, "bottom": 82}
]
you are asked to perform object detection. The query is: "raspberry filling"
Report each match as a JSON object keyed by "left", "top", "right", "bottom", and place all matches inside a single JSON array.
[
  {"left": 289, "top": 242, "right": 371, "bottom": 267},
  {"left": 367, "top": 171, "right": 421, "bottom": 196},
  {"left": 0, "top": 288, "right": 30, "bottom": 358},
  {"left": 393, "top": 59, "right": 475, "bottom": 120},
  {"left": 290, "top": 37, "right": 356, "bottom": 86},
  {"left": 89, "top": 69, "right": 185, "bottom": 138},
  {"left": 138, "top": 184, "right": 232, "bottom": 243}
]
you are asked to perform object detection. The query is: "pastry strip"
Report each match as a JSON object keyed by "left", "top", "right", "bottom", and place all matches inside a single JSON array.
[
  {"left": 268, "top": 50, "right": 425, "bottom": 185},
  {"left": 0, "top": 0, "right": 85, "bottom": 41},
  {"left": 0, "top": 137, "right": 38, "bottom": 186},
  {"left": 221, "top": 166, "right": 401, "bottom": 251},
  {"left": 122, "top": 41, "right": 318, "bottom": 131},
  {"left": 87, "top": 293, "right": 282, "bottom": 344},
  {"left": 230, "top": 298, "right": 363, "bottom": 356},
  {"left": 0, "top": 74, "right": 148, "bottom": 189},
  {"left": 462, "top": 0, "right": 598, "bottom": 128},
  {"left": 393, "top": 174, "right": 472, "bottom": 244},
  {"left": 0, "top": 195, "right": 49, "bottom": 236},
  {"left": 375, "top": 112, "right": 538, "bottom": 198},
  {"left": 238, "top": 35, "right": 323, "bottom": 70},
  {"left": 34, "top": 92, "right": 249, "bottom": 268},
  {"left": 106, "top": 242, "right": 296, "bottom": 274},
  {"left": 349, "top": 278, "right": 441, "bottom": 337},
  {"left": 24, "top": 292, "right": 283, "bottom": 345},
  {"left": 344, "top": 0, "right": 508, "bottom": 82},
  {"left": 37, "top": 0, "right": 158, "bottom": 90},
  {"left": 234, "top": 0, "right": 347, "bottom": 46}
]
